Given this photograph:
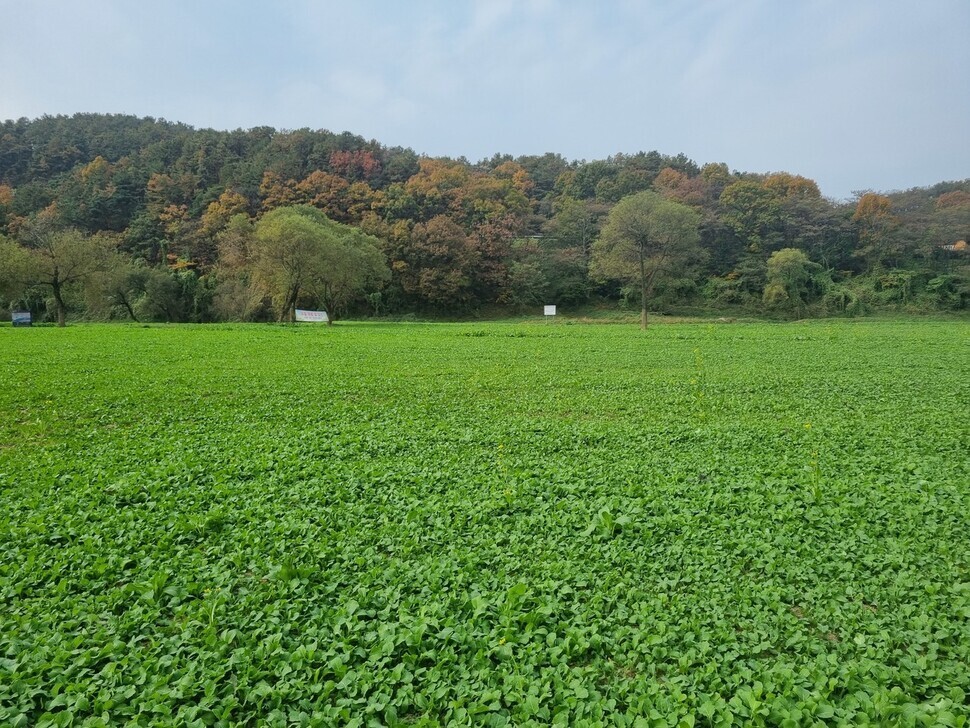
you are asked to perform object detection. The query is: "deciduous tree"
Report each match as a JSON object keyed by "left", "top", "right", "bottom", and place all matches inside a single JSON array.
[
  {"left": 393, "top": 215, "right": 480, "bottom": 309},
  {"left": 85, "top": 255, "right": 150, "bottom": 321},
  {"left": 762, "top": 248, "right": 828, "bottom": 317},
  {"left": 719, "top": 180, "right": 782, "bottom": 253},
  {"left": 591, "top": 191, "right": 702, "bottom": 329},
  {"left": 200, "top": 188, "right": 249, "bottom": 237},
  {"left": 0, "top": 233, "right": 30, "bottom": 303},
  {"left": 251, "top": 206, "right": 388, "bottom": 322},
  {"left": 8, "top": 216, "right": 115, "bottom": 325},
  {"left": 852, "top": 193, "right": 904, "bottom": 270}
]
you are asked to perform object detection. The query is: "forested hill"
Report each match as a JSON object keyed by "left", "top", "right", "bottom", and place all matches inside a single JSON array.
[{"left": 1, "top": 113, "right": 968, "bottom": 323}]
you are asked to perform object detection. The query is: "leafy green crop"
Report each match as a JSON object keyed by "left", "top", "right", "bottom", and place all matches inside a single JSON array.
[{"left": 1, "top": 320, "right": 968, "bottom": 726}]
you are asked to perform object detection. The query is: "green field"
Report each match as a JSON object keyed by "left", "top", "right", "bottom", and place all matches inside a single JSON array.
[{"left": 1, "top": 321, "right": 968, "bottom": 727}]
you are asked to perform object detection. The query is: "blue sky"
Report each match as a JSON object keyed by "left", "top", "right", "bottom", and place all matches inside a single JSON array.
[{"left": 1, "top": 0, "right": 967, "bottom": 200}]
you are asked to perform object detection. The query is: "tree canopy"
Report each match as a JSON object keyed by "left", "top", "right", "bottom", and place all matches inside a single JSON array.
[
  {"left": 248, "top": 206, "right": 388, "bottom": 323},
  {"left": 0, "top": 113, "right": 967, "bottom": 323},
  {"left": 1, "top": 215, "right": 115, "bottom": 325},
  {"left": 591, "top": 191, "right": 703, "bottom": 328}
]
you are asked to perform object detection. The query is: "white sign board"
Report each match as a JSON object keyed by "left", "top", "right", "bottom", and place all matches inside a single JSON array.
[
  {"left": 543, "top": 305, "right": 557, "bottom": 316},
  {"left": 295, "top": 309, "right": 329, "bottom": 323}
]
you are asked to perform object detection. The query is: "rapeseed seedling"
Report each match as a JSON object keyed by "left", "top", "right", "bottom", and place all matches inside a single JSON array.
[{"left": 0, "top": 320, "right": 968, "bottom": 725}]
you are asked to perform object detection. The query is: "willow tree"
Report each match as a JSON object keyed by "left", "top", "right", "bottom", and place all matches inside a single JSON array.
[
  {"left": 0, "top": 221, "right": 114, "bottom": 326},
  {"left": 763, "top": 248, "right": 829, "bottom": 318},
  {"left": 251, "top": 205, "right": 388, "bottom": 323},
  {"left": 591, "top": 191, "right": 702, "bottom": 329}
]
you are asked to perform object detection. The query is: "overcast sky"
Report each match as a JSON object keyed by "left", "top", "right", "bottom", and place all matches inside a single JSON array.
[{"left": 1, "top": 0, "right": 967, "bottom": 200}]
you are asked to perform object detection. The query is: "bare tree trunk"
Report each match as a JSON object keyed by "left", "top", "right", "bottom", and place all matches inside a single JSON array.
[
  {"left": 279, "top": 286, "right": 298, "bottom": 323},
  {"left": 52, "top": 280, "right": 67, "bottom": 327},
  {"left": 120, "top": 294, "right": 139, "bottom": 322},
  {"left": 639, "top": 247, "right": 648, "bottom": 330}
]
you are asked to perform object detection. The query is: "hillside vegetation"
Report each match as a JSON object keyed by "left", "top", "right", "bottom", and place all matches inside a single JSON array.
[{"left": 1, "top": 114, "right": 968, "bottom": 324}]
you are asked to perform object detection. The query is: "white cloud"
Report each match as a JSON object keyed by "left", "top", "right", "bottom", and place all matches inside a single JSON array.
[{"left": 0, "top": 0, "right": 966, "bottom": 197}]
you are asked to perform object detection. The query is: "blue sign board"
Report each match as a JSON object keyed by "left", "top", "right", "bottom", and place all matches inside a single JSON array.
[{"left": 11, "top": 311, "right": 32, "bottom": 327}]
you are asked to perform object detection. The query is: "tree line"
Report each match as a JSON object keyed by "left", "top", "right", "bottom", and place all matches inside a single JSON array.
[{"left": 1, "top": 113, "right": 967, "bottom": 325}]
